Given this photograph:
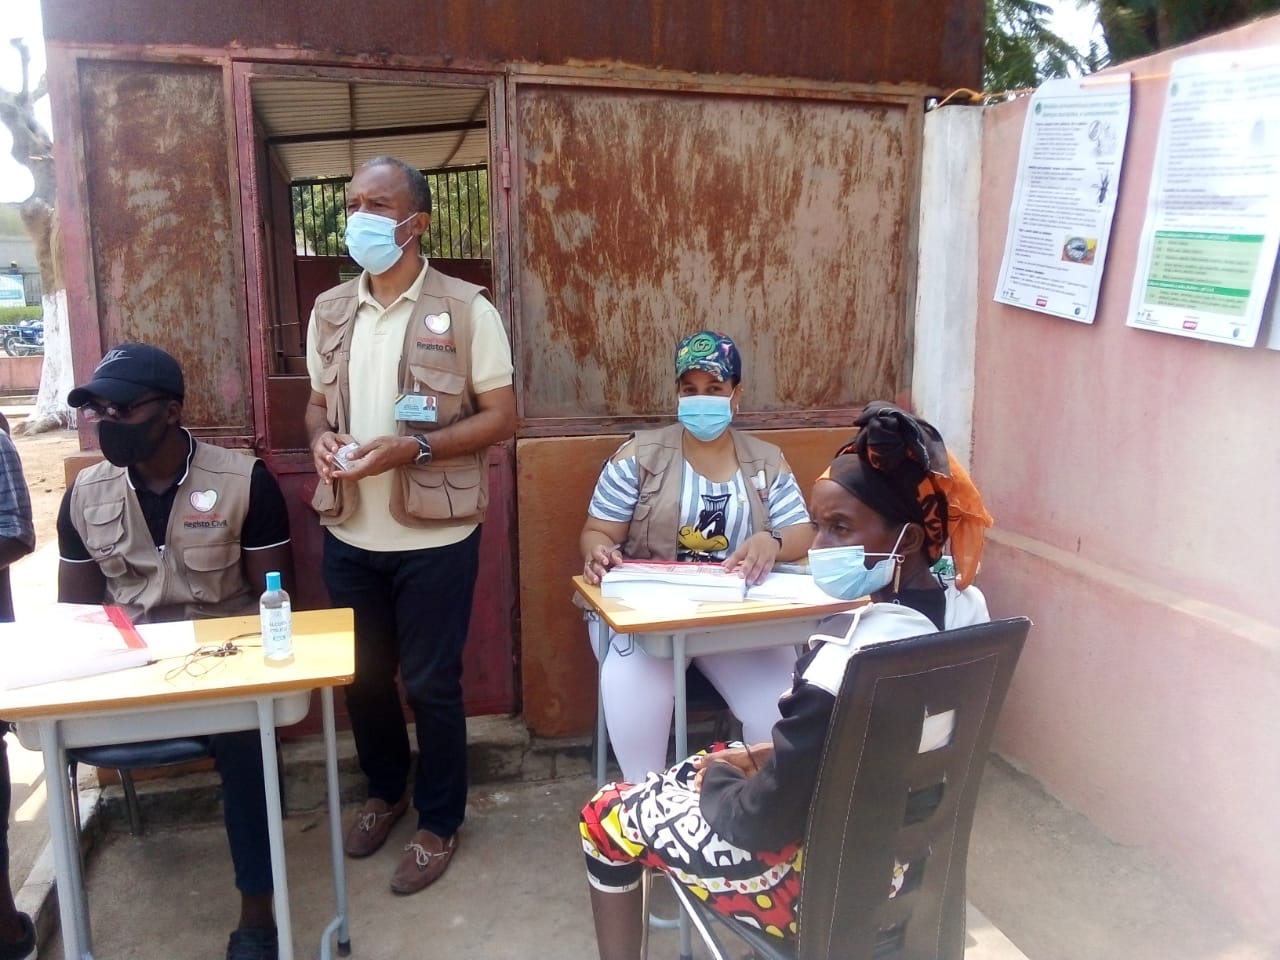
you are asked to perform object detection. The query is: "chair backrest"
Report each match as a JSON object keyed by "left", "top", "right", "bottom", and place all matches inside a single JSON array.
[{"left": 795, "top": 616, "right": 1030, "bottom": 960}]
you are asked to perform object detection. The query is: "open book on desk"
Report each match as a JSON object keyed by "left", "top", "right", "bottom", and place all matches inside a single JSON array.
[{"left": 0, "top": 603, "right": 154, "bottom": 690}]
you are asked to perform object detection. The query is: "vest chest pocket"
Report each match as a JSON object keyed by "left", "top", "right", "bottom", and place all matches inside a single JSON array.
[
  {"left": 182, "top": 541, "right": 245, "bottom": 604},
  {"left": 399, "top": 459, "right": 484, "bottom": 521},
  {"left": 80, "top": 500, "right": 135, "bottom": 586},
  {"left": 405, "top": 364, "right": 467, "bottom": 429},
  {"left": 316, "top": 356, "right": 341, "bottom": 423}
]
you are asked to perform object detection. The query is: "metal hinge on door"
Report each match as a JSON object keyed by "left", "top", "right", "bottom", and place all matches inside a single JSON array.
[{"left": 500, "top": 145, "right": 511, "bottom": 190}]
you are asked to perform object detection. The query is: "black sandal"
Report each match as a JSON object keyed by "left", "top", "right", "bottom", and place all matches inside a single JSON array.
[{"left": 0, "top": 912, "right": 35, "bottom": 960}]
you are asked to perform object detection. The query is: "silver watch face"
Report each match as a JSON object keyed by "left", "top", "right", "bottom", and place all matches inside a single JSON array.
[{"left": 415, "top": 435, "right": 431, "bottom": 463}]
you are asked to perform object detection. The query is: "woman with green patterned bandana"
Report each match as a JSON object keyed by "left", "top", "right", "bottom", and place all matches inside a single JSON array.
[{"left": 579, "top": 330, "right": 815, "bottom": 780}]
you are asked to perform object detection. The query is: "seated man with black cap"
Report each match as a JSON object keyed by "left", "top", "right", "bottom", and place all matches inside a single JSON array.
[{"left": 56, "top": 342, "right": 294, "bottom": 960}]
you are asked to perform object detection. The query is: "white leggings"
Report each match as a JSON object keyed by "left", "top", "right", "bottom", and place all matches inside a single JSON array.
[{"left": 587, "top": 616, "right": 796, "bottom": 782}]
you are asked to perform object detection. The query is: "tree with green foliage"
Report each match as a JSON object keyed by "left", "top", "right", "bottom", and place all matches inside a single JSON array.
[
  {"left": 985, "top": 0, "right": 1096, "bottom": 92},
  {"left": 984, "top": 0, "right": 1280, "bottom": 94},
  {"left": 1095, "top": 0, "right": 1280, "bottom": 62}
]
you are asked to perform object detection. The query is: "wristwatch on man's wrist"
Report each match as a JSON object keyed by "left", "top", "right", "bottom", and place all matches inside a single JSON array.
[
  {"left": 769, "top": 530, "right": 783, "bottom": 552},
  {"left": 411, "top": 433, "right": 432, "bottom": 466}
]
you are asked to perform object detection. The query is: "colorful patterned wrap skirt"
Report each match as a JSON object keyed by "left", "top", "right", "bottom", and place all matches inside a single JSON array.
[{"left": 579, "top": 745, "right": 803, "bottom": 942}]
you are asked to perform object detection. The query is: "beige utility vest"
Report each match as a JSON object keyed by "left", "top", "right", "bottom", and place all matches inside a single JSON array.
[
  {"left": 621, "top": 423, "right": 785, "bottom": 561},
  {"left": 68, "top": 441, "right": 257, "bottom": 624},
  {"left": 309, "top": 267, "right": 490, "bottom": 528}
]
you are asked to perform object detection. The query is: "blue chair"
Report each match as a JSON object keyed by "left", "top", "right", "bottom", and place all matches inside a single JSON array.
[
  {"left": 67, "top": 739, "right": 213, "bottom": 836},
  {"left": 663, "top": 616, "right": 1031, "bottom": 960},
  {"left": 67, "top": 738, "right": 288, "bottom": 836}
]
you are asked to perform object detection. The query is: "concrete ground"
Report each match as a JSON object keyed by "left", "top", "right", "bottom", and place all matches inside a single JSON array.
[
  {"left": 9, "top": 739, "right": 1272, "bottom": 960},
  {"left": 34, "top": 773, "right": 1024, "bottom": 960}
]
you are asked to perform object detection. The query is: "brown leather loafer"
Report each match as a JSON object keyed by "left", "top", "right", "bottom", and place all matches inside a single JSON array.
[
  {"left": 390, "top": 828, "right": 458, "bottom": 895},
  {"left": 343, "top": 796, "right": 409, "bottom": 858}
]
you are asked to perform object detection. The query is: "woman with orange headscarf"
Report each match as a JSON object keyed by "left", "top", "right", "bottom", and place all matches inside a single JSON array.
[{"left": 579, "top": 402, "right": 993, "bottom": 959}]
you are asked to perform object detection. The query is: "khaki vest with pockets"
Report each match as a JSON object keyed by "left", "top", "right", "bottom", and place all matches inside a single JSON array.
[
  {"left": 68, "top": 441, "right": 257, "bottom": 624},
  {"left": 620, "top": 423, "right": 785, "bottom": 561},
  {"left": 309, "top": 267, "right": 490, "bottom": 528}
]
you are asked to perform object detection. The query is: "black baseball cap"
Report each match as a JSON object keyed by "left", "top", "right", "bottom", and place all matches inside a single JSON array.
[{"left": 67, "top": 342, "right": 185, "bottom": 408}]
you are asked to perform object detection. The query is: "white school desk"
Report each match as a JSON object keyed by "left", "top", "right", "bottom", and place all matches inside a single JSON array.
[
  {"left": 572, "top": 577, "right": 862, "bottom": 784},
  {"left": 0, "top": 608, "right": 355, "bottom": 960}
]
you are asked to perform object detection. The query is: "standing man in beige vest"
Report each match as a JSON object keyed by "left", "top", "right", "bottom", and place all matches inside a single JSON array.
[
  {"left": 57, "top": 343, "right": 294, "bottom": 960},
  {"left": 304, "top": 156, "right": 515, "bottom": 896}
]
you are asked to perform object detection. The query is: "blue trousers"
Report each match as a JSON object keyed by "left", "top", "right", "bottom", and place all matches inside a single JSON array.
[
  {"left": 322, "top": 528, "right": 480, "bottom": 838},
  {"left": 207, "top": 730, "right": 273, "bottom": 896}
]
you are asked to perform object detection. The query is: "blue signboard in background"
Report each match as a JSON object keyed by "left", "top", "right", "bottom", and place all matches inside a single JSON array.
[{"left": 0, "top": 275, "right": 25, "bottom": 307}]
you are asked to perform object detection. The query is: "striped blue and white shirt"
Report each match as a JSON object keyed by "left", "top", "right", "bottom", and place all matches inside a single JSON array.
[{"left": 589, "top": 456, "right": 810, "bottom": 562}]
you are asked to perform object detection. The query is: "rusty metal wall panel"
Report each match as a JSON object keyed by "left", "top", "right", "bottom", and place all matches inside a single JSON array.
[
  {"left": 514, "top": 87, "right": 913, "bottom": 422},
  {"left": 42, "top": 0, "right": 983, "bottom": 91},
  {"left": 79, "top": 59, "right": 250, "bottom": 433}
]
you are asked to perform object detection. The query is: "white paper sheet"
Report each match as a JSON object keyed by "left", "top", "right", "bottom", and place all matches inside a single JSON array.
[
  {"left": 744, "top": 572, "right": 840, "bottom": 606},
  {"left": 1, "top": 604, "right": 155, "bottom": 690}
]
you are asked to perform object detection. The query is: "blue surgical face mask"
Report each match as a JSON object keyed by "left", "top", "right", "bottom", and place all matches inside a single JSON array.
[
  {"left": 808, "top": 526, "right": 908, "bottom": 601},
  {"left": 344, "top": 211, "right": 417, "bottom": 275},
  {"left": 678, "top": 393, "right": 733, "bottom": 441}
]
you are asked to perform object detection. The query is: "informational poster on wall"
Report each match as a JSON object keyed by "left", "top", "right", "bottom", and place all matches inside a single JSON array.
[
  {"left": 994, "top": 75, "right": 1132, "bottom": 324},
  {"left": 1128, "top": 49, "right": 1280, "bottom": 347}
]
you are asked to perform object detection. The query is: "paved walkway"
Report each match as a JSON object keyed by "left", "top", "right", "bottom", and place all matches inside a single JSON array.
[{"left": 42, "top": 775, "right": 1026, "bottom": 960}]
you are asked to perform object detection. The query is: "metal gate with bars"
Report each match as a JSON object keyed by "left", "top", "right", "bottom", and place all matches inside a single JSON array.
[{"left": 290, "top": 165, "right": 490, "bottom": 259}]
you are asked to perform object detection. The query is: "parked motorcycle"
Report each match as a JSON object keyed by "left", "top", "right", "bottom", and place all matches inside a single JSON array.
[{"left": 2, "top": 319, "right": 44, "bottom": 357}]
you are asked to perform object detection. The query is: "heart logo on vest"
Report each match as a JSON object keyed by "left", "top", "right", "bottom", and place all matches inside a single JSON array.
[
  {"left": 424, "top": 312, "right": 451, "bottom": 335},
  {"left": 189, "top": 489, "right": 218, "bottom": 512}
]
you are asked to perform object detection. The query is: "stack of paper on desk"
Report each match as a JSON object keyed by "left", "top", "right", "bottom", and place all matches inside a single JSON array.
[
  {"left": 744, "top": 572, "right": 843, "bottom": 605},
  {"left": 601, "top": 562, "right": 748, "bottom": 603},
  {"left": 0, "top": 603, "right": 154, "bottom": 690}
]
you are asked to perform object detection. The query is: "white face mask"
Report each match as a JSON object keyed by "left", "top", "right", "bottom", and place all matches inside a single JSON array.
[
  {"left": 678, "top": 393, "right": 734, "bottom": 441},
  {"left": 343, "top": 211, "right": 416, "bottom": 275},
  {"left": 808, "top": 525, "right": 908, "bottom": 600}
]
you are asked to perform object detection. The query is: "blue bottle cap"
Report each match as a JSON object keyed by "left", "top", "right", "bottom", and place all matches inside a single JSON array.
[{"left": 265, "top": 571, "right": 282, "bottom": 591}]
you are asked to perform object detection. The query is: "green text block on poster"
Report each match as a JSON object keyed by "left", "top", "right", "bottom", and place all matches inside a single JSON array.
[{"left": 1143, "top": 231, "right": 1263, "bottom": 317}]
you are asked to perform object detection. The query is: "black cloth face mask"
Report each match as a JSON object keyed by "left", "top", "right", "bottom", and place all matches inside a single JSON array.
[{"left": 97, "top": 408, "right": 168, "bottom": 467}]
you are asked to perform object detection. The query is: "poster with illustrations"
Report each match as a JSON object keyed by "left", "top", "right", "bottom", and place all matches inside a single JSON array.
[
  {"left": 995, "top": 75, "right": 1133, "bottom": 323},
  {"left": 1128, "top": 49, "right": 1280, "bottom": 347}
]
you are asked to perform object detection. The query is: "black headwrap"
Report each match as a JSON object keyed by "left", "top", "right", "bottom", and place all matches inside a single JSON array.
[{"left": 821, "top": 401, "right": 993, "bottom": 589}]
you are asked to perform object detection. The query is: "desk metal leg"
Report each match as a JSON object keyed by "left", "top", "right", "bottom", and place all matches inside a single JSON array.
[
  {"left": 670, "top": 633, "right": 693, "bottom": 960},
  {"left": 593, "top": 616, "right": 610, "bottom": 786},
  {"left": 40, "top": 721, "right": 93, "bottom": 960},
  {"left": 257, "top": 699, "right": 293, "bottom": 960},
  {"left": 319, "top": 688, "right": 351, "bottom": 958}
]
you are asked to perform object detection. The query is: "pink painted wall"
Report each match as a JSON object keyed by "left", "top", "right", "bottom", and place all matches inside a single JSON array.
[
  {"left": 974, "top": 18, "right": 1280, "bottom": 946},
  {"left": 0, "top": 357, "right": 42, "bottom": 392}
]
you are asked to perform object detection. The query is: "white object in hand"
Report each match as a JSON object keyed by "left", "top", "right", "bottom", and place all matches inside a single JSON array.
[{"left": 332, "top": 441, "right": 360, "bottom": 472}]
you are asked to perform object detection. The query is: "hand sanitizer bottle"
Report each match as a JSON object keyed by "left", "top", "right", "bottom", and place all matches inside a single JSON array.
[{"left": 260, "top": 570, "right": 293, "bottom": 665}]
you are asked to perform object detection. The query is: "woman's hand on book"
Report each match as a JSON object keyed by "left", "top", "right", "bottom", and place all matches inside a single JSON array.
[
  {"left": 583, "top": 543, "right": 623, "bottom": 585},
  {"left": 722, "top": 531, "right": 782, "bottom": 586}
]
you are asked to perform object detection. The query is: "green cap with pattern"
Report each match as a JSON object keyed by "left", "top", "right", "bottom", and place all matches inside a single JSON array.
[{"left": 673, "top": 331, "right": 742, "bottom": 383}]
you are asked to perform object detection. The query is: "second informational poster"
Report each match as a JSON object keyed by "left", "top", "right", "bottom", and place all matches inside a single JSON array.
[
  {"left": 1127, "top": 49, "right": 1280, "bottom": 347},
  {"left": 994, "top": 76, "right": 1132, "bottom": 323}
]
